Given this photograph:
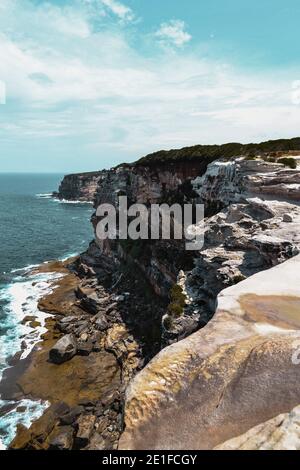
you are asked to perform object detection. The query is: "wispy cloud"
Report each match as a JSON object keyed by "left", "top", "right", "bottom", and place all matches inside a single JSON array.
[
  {"left": 155, "top": 19, "right": 192, "bottom": 47},
  {"left": 0, "top": 0, "right": 299, "bottom": 171},
  {"left": 100, "top": 0, "right": 135, "bottom": 22}
]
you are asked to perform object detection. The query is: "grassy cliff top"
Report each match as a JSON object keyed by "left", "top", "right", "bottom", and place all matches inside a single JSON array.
[{"left": 135, "top": 137, "right": 300, "bottom": 166}]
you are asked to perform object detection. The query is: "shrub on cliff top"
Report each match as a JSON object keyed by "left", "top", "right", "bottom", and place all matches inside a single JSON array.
[
  {"left": 167, "top": 284, "right": 187, "bottom": 318},
  {"left": 277, "top": 157, "right": 297, "bottom": 169},
  {"left": 135, "top": 137, "right": 300, "bottom": 167}
]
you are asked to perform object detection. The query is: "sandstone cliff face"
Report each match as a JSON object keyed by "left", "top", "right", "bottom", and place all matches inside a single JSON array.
[
  {"left": 54, "top": 171, "right": 107, "bottom": 202},
  {"left": 47, "top": 147, "right": 300, "bottom": 451},
  {"left": 89, "top": 155, "right": 300, "bottom": 342},
  {"left": 90, "top": 161, "right": 203, "bottom": 297},
  {"left": 85, "top": 153, "right": 300, "bottom": 450}
]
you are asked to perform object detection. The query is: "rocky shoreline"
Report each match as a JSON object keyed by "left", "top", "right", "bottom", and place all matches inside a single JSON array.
[
  {"left": 5, "top": 253, "right": 165, "bottom": 450},
  {"left": 4, "top": 139, "right": 300, "bottom": 450}
]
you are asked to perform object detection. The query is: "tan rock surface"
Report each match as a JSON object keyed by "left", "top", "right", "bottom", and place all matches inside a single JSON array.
[
  {"left": 120, "top": 255, "right": 300, "bottom": 450},
  {"left": 215, "top": 405, "right": 300, "bottom": 450}
]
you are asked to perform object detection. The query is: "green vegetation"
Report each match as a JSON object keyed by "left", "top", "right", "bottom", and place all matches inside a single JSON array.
[
  {"left": 167, "top": 284, "right": 187, "bottom": 319},
  {"left": 232, "top": 273, "right": 246, "bottom": 285},
  {"left": 135, "top": 137, "right": 300, "bottom": 167},
  {"left": 277, "top": 157, "right": 297, "bottom": 169}
]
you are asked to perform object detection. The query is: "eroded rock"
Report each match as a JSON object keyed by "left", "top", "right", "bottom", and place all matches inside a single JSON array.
[
  {"left": 215, "top": 405, "right": 300, "bottom": 450},
  {"left": 75, "top": 415, "right": 96, "bottom": 448},
  {"left": 120, "top": 255, "right": 300, "bottom": 450},
  {"left": 49, "top": 426, "right": 74, "bottom": 450}
]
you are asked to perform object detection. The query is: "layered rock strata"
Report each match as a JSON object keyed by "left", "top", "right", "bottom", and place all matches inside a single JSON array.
[{"left": 53, "top": 171, "right": 107, "bottom": 202}]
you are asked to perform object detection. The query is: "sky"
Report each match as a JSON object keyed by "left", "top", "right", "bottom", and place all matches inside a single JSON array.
[{"left": 1, "top": 0, "right": 300, "bottom": 173}]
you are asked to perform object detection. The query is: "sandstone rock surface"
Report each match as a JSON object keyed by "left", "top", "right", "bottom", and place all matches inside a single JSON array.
[
  {"left": 215, "top": 405, "right": 300, "bottom": 450},
  {"left": 119, "top": 255, "right": 300, "bottom": 450}
]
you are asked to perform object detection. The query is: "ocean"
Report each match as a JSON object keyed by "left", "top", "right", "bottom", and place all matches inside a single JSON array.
[{"left": 0, "top": 173, "right": 94, "bottom": 448}]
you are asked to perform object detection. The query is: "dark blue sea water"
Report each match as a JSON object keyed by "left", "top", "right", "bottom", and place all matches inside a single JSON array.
[{"left": 0, "top": 173, "right": 94, "bottom": 448}]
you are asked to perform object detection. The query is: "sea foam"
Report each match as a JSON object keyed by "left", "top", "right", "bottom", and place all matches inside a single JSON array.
[{"left": 0, "top": 268, "right": 64, "bottom": 448}]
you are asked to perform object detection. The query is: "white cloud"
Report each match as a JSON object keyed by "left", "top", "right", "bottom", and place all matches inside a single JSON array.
[
  {"left": 100, "top": 0, "right": 135, "bottom": 22},
  {"left": 0, "top": 0, "right": 300, "bottom": 167},
  {"left": 155, "top": 19, "right": 192, "bottom": 47}
]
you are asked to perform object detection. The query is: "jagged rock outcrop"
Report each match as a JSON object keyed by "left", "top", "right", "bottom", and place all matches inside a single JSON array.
[
  {"left": 167, "top": 197, "right": 300, "bottom": 337},
  {"left": 89, "top": 154, "right": 299, "bottom": 301},
  {"left": 119, "top": 255, "right": 300, "bottom": 450},
  {"left": 53, "top": 171, "right": 107, "bottom": 202},
  {"left": 192, "top": 157, "right": 300, "bottom": 211}
]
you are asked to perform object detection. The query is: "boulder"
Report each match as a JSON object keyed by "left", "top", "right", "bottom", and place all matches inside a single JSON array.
[
  {"left": 86, "top": 433, "right": 107, "bottom": 450},
  {"left": 80, "top": 293, "right": 101, "bottom": 315},
  {"left": 60, "top": 406, "right": 84, "bottom": 426},
  {"left": 94, "top": 313, "right": 109, "bottom": 331},
  {"left": 49, "top": 334, "right": 77, "bottom": 364},
  {"left": 283, "top": 213, "right": 294, "bottom": 223},
  {"left": 49, "top": 426, "right": 74, "bottom": 450},
  {"left": 77, "top": 341, "right": 93, "bottom": 356}
]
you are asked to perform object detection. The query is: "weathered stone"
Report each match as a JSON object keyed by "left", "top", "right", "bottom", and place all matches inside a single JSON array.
[
  {"left": 9, "top": 403, "right": 69, "bottom": 450},
  {"left": 215, "top": 405, "right": 300, "bottom": 450},
  {"left": 49, "top": 426, "right": 74, "bottom": 450},
  {"left": 86, "top": 433, "right": 106, "bottom": 450},
  {"left": 60, "top": 406, "right": 84, "bottom": 425},
  {"left": 80, "top": 293, "right": 101, "bottom": 315},
  {"left": 80, "top": 332, "right": 89, "bottom": 342},
  {"left": 75, "top": 415, "right": 96, "bottom": 447},
  {"left": 94, "top": 313, "right": 109, "bottom": 331},
  {"left": 0, "top": 403, "right": 16, "bottom": 417},
  {"left": 49, "top": 334, "right": 77, "bottom": 364},
  {"left": 283, "top": 213, "right": 294, "bottom": 223},
  {"left": 7, "top": 350, "right": 22, "bottom": 366},
  {"left": 57, "top": 316, "right": 78, "bottom": 333},
  {"left": 77, "top": 341, "right": 93, "bottom": 356},
  {"left": 55, "top": 171, "right": 106, "bottom": 202},
  {"left": 16, "top": 406, "right": 27, "bottom": 413}
]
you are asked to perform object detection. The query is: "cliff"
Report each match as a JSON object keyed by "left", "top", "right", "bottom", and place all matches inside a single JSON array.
[
  {"left": 9, "top": 137, "right": 300, "bottom": 450},
  {"left": 53, "top": 171, "right": 107, "bottom": 202},
  {"left": 89, "top": 143, "right": 300, "bottom": 450}
]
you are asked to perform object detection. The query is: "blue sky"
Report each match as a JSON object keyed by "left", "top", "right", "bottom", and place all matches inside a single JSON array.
[{"left": 1, "top": 0, "right": 300, "bottom": 173}]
